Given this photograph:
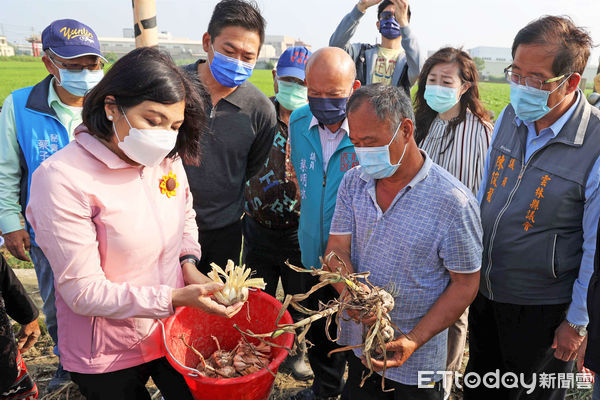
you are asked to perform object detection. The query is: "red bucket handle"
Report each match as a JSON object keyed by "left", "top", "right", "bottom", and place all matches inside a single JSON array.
[{"left": 157, "top": 319, "right": 201, "bottom": 378}]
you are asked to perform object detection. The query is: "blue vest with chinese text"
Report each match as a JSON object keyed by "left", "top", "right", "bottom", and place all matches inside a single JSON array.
[
  {"left": 11, "top": 76, "right": 70, "bottom": 240},
  {"left": 479, "top": 97, "right": 600, "bottom": 305},
  {"left": 289, "top": 105, "right": 358, "bottom": 269}
]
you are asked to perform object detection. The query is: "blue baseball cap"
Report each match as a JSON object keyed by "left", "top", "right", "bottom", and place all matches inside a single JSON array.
[
  {"left": 42, "top": 19, "right": 105, "bottom": 61},
  {"left": 276, "top": 46, "right": 312, "bottom": 81}
]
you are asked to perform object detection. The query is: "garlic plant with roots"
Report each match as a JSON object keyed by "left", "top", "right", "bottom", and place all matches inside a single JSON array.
[
  {"left": 180, "top": 335, "right": 272, "bottom": 379},
  {"left": 208, "top": 260, "right": 266, "bottom": 305},
  {"left": 233, "top": 252, "right": 402, "bottom": 392}
]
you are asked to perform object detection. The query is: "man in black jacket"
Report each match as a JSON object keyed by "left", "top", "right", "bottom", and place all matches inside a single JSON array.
[
  {"left": 1, "top": 243, "right": 41, "bottom": 399},
  {"left": 182, "top": 0, "right": 278, "bottom": 273}
]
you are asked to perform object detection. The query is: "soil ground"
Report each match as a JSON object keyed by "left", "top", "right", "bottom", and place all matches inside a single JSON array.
[
  {"left": 11, "top": 269, "right": 313, "bottom": 400},
  {"left": 10, "top": 269, "right": 592, "bottom": 400}
]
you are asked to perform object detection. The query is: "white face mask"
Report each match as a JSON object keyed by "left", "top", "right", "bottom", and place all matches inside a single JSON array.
[{"left": 114, "top": 109, "right": 178, "bottom": 167}]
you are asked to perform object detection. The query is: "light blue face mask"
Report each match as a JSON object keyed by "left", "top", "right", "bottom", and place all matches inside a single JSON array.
[
  {"left": 355, "top": 121, "right": 408, "bottom": 180},
  {"left": 424, "top": 84, "right": 461, "bottom": 114},
  {"left": 50, "top": 57, "right": 104, "bottom": 97},
  {"left": 509, "top": 75, "right": 571, "bottom": 122},
  {"left": 276, "top": 80, "right": 308, "bottom": 111}
]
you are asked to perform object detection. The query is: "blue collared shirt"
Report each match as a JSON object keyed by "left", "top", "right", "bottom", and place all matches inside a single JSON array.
[
  {"left": 331, "top": 152, "right": 482, "bottom": 385},
  {"left": 478, "top": 92, "right": 600, "bottom": 325}
]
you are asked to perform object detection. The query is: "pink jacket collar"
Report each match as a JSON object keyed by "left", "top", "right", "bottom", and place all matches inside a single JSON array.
[{"left": 74, "top": 124, "right": 134, "bottom": 170}]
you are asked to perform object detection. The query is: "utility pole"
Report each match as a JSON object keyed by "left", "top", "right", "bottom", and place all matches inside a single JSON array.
[{"left": 132, "top": 0, "right": 158, "bottom": 48}]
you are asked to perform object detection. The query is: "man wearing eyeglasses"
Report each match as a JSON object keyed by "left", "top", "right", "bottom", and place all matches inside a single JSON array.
[
  {"left": 465, "top": 16, "right": 598, "bottom": 399},
  {"left": 0, "top": 19, "right": 105, "bottom": 394},
  {"left": 329, "top": 0, "right": 422, "bottom": 96}
]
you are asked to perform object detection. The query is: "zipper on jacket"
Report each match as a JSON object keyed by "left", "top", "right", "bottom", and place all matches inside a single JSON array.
[
  {"left": 319, "top": 172, "right": 327, "bottom": 260},
  {"left": 209, "top": 102, "right": 218, "bottom": 121},
  {"left": 551, "top": 234, "right": 558, "bottom": 278},
  {"left": 89, "top": 316, "right": 97, "bottom": 360},
  {"left": 485, "top": 145, "right": 548, "bottom": 299}
]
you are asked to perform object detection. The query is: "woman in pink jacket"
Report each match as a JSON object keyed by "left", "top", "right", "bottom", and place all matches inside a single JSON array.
[{"left": 26, "top": 47, "right": 242, "bottom": 399}]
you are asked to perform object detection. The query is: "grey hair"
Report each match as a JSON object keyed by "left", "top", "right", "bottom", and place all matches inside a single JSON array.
[{"left": 347, "top": 83, "right": 415, "bottom": 130}]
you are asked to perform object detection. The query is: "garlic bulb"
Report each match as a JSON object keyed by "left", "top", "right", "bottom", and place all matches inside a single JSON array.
[{"left": 208, "top": 260, "right": 266, "bottom": 305}]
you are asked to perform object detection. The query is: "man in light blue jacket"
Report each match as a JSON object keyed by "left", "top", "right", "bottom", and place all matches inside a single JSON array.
[
  {"left": 330, "top": 0, "right": 422, "bottom": 95},
  {"left": 0, "top": 19, "right": 105, "bottom": 393},
  {"left": 289, "top": 47, "right": 360, "bottom": 400}
]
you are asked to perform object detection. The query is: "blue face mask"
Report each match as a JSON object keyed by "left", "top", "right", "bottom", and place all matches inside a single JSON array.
[
  {"left": 355, "top": 122, "right": 408, "bottom": 180},
  {"left": 50, "top": 59, "right": 104, "bottom": 97},
  {"left": 209, "top": 45, "right": 255, "bottom": 88},
  {"left": 424, "top": 85, "right": 461, "bottom": 114},
  {"left": 308, "top": 96, "right": 349, "bottom": 125},
  {"left": 379, "top": 13, "right": 402, "bottom": 40},
  {"left": 509, "top": 76, "right": 571, "bottom": 122}
]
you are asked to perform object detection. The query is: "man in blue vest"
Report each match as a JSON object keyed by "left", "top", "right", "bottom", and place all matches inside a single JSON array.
[
  {"left": 0, "top": 19, "right": 105, "bottom": 393},
  {"left": 465, "top": 16, "right": 598, "bottom": 399},
  {"left": 288, "top": 47, "right": 360, "bottom": 400}
]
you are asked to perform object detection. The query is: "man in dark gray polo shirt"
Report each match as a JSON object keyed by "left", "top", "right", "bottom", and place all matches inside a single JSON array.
[{"left": 183, "top": 0, "right": 277, "bottom": 273}]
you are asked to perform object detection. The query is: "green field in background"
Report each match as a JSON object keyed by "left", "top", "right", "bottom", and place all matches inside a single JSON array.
[
  {"left": 0, "top": 61, "right": 276, "bottom": 106},
  {"left": 1, "top": 60, "right": 512, "bottom": 117}
]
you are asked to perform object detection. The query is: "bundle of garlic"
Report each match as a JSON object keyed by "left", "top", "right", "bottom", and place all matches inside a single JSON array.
[
  {"left": 233, "top": 252, "right": 400, "bottom": 392},
  {"left": 181, "top": 335, "right": 271, "bottom": 379},
  {"left": 208, "top": 260, "right": 266, "bottom": 305}
]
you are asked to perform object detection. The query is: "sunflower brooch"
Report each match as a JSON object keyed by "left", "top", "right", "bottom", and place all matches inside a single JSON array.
[{"left": 159, "top": 171, "right": 179, "bottom": 198}]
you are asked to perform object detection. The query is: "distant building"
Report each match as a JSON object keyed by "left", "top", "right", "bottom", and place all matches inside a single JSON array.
[
  {"left": 259, "top": 44, "right": 277, "bottom": 60},
  {"left": 260, "top": 35, "right": 312, "bottom": 68},
  {"left": 264, "top": 35, "right": 312, "bottom": 55},
  {"left": 99, "top": 30, "right": 311, "bottom": 66},
  {"left": 100, "top": 31, "right": 206, "bottom": 62},
  {"left": 14, "top": 43, "right": 34, "bottom": 56},
  {"left": 0, "top": 36, "right": 15, "bottom": 57},
  {"left": 462, "top": 46, "right": 598, "bottom": 86},
  {"left": 467, "top": 46, "right": 512, "bottom": 78}
]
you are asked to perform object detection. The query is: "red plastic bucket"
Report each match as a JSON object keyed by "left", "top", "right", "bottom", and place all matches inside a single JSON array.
[{"left": 161, "top": 290, "right": 294, "bottom": 400}]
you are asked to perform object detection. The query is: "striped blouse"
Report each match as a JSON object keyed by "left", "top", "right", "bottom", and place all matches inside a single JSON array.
[{"left": 419, "top": 110, "right": 493, "bottom": 194}]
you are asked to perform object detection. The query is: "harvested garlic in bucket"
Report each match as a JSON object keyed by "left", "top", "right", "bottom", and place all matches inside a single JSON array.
[{"left": 208, "top": 260, "right": 266, "bottom": 305}]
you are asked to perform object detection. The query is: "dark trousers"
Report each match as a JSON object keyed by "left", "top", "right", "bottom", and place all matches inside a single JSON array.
[
  {"left": 304, "top": 275, "right": 347, "bottom": 397},
  {"left": 342, "top": 353, "right": 445, "bottom": 400},
  {"left": 242, "top": 215, "right": 306, "bottom": 322},
  {"left": 197, "top": 220, "right": 242, "bottom": 274},
  {"left": 70, "top": 357, "right": 193, "bottom": 400},
  {"left": 464, "top": 293, "right": 573, "bottom": 400}
]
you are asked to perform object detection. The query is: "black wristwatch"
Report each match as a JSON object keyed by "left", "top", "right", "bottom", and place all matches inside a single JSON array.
[{"left": 179, "top": 255, "right": 200, "bottom": 268}]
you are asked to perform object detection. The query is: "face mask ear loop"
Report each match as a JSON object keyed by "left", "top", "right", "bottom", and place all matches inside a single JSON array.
[
  {"left": 48, "top": 56, "right": 63, "bottom": 85},
  {"left": 393, "top": 142, "right": 409, "bottom": 167},
  {"left": 120, "top": 106, "right": 134, "bottom": 129},
  {"left": 112, "top": 121, "right": 123, "bottom": 145},
  {"left": 388, "top": 121, "right": 402, "bottom": 146},
  {"left": 547, "top": 74, "right": 573, "bottom": 111},
  {"left": 209, "top": 44, "right": 215, "bottom": 67},
  {"left": 113, "top": 106, "right": 133, "bottom": 145}
]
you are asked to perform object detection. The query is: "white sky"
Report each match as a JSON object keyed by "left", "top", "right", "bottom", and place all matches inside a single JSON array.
[{"left": 2, "top": 0, "right": 599, "bottom": 66}]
